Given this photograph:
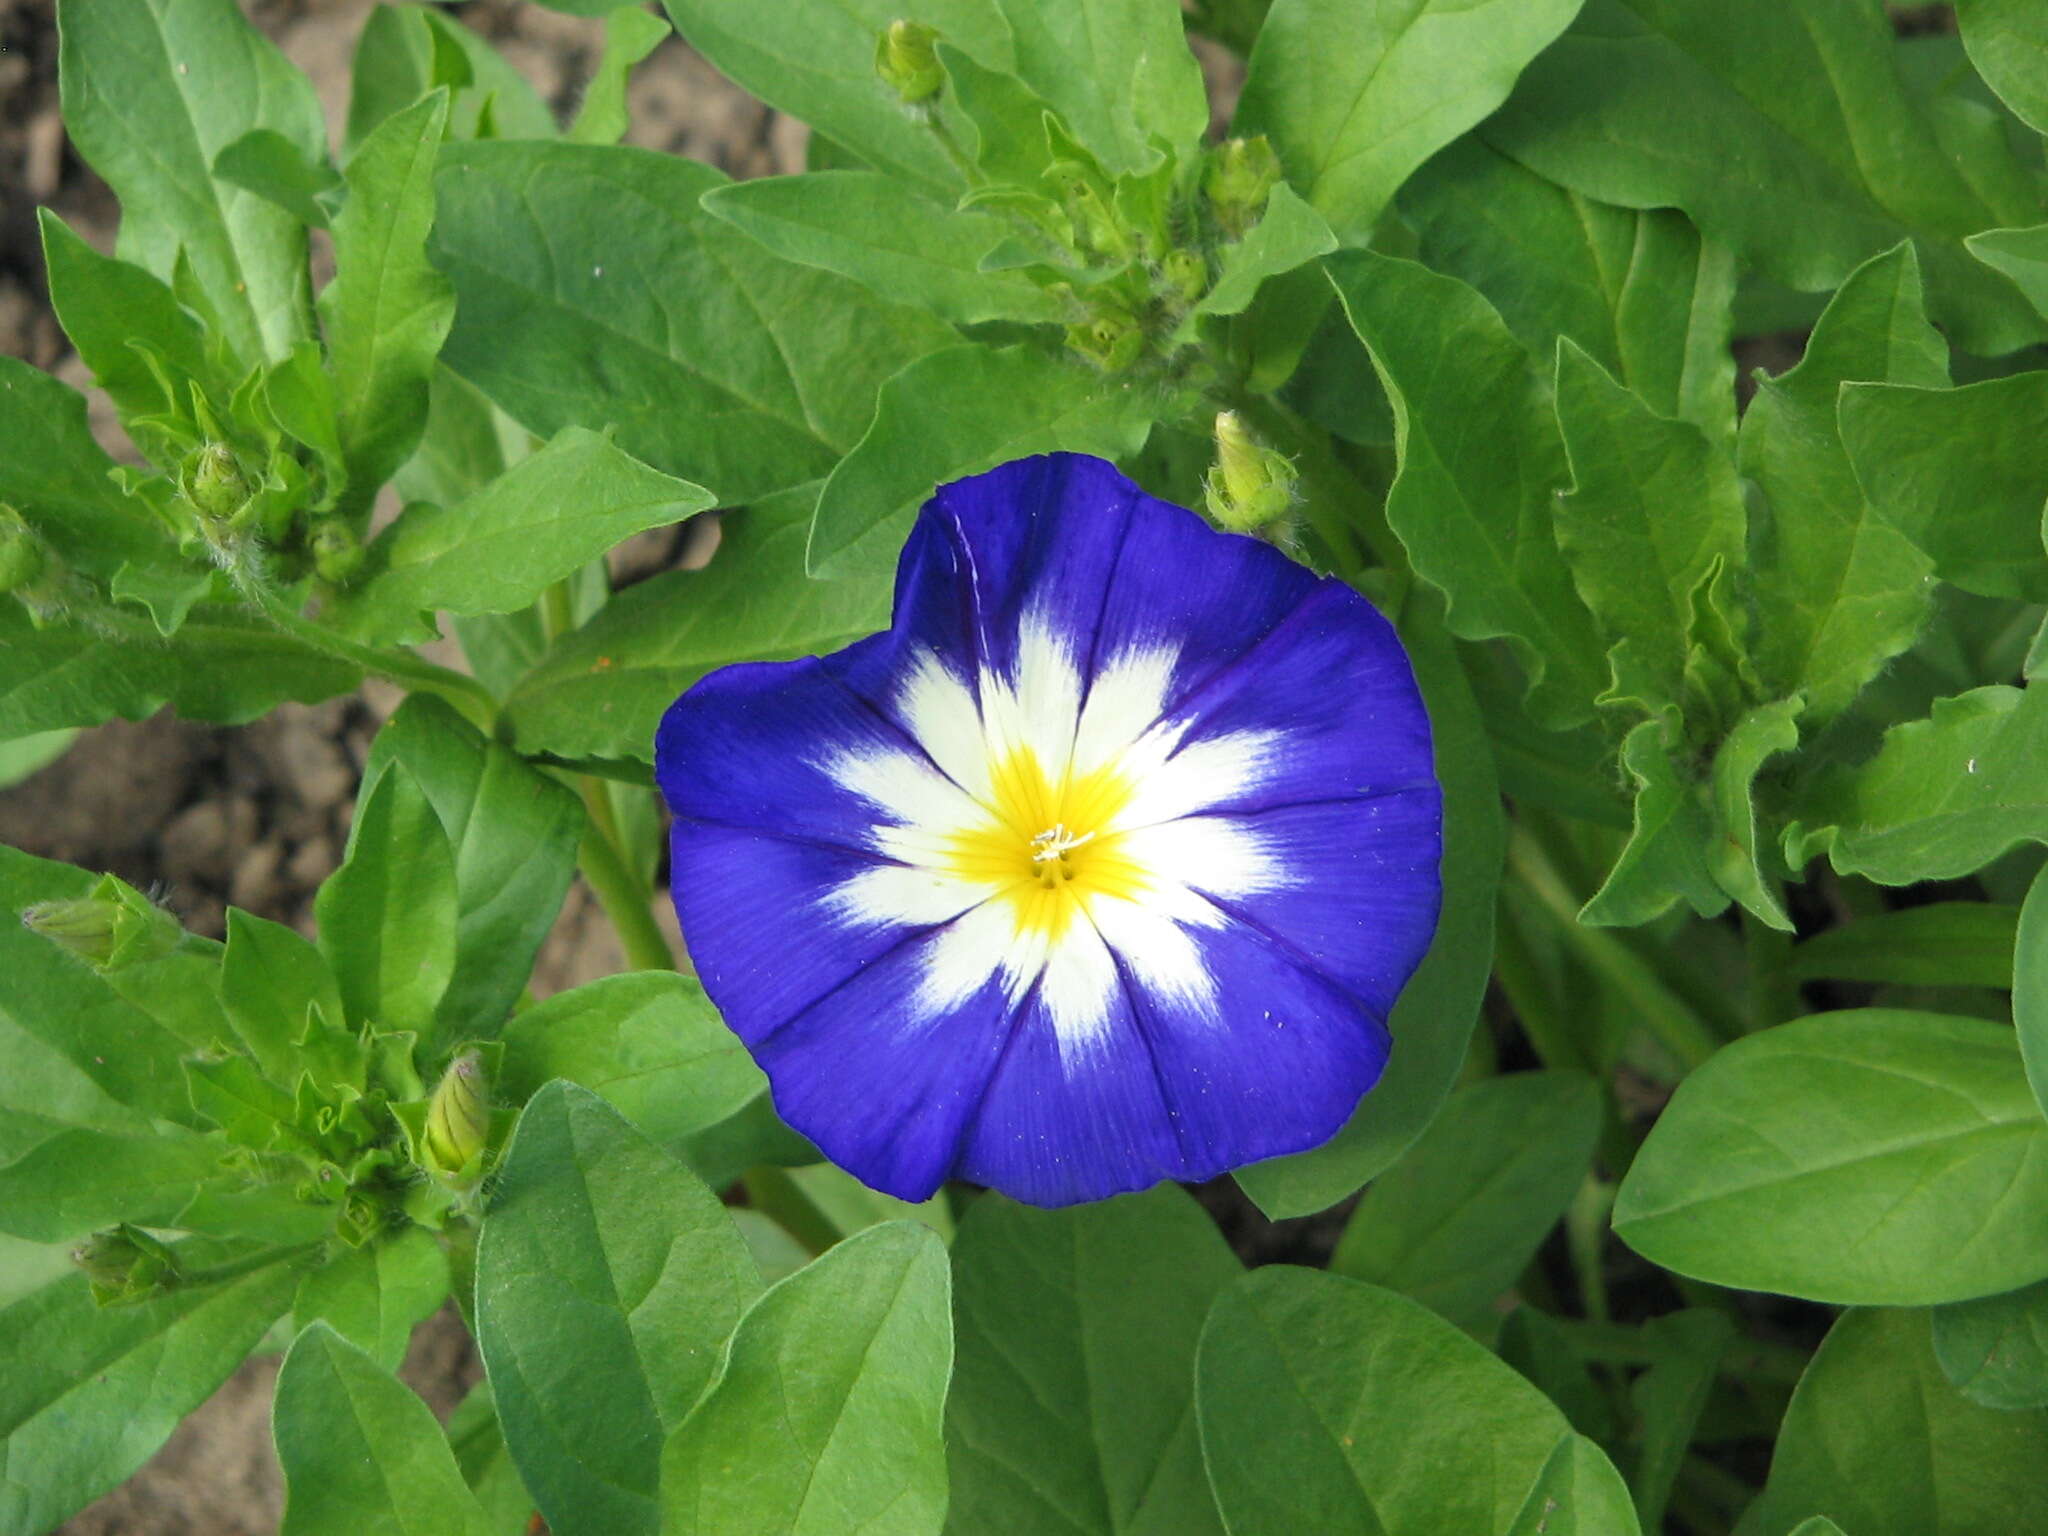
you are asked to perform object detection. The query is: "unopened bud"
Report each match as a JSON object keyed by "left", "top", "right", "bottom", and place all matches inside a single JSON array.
[
  {"left": 23, "top": 874, "right": 181, "bottom": 970},
  {"left": 311, "top": 521, "right": 364, "bottom": 585},
  {"left": 876, "top": 20, "right": 944, "bottom": 107},
  {"left": 1066, "top": 306, "right": 1145, "bottom": 373},
  {"left": 1205, "top": 136, "right": 1281, "bottom": 238},
  {"left": 73, "top": 1224, "right": 179, "bottom": 1305},
  {"left": 1162, "top": 250, "right": 1208, "bottom": 306},
  {"left": 0, "top": 507, "right": 47, "bottom": 594},
  {"left": 421, "top": 1049, "right": 491, "bottom": 1185},
  {"left": 184, "top": 442, "right": 251, "bottom": 524},
  {"left": 1204, "top": 411, "right": 1296, "bottom": 533}
]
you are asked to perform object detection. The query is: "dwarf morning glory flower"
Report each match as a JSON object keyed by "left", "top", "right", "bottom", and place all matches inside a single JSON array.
[{"left": 655, "top": 454, "right": 1442, "bottom": 1206}]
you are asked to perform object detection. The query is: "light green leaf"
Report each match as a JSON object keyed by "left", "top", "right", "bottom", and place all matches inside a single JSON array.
[
  {"left": 322, "top": 90, "right": 456, "bottom": 518},
  {"left": 1838, "top": 372, "right": 2048, "bottom": 602},
  {"left": 499, "top": 973, "right": 764, "bottom": 1147},
  {"left": 1959, "top": 0, "right": 2048, "bottom": 135},
  {"left": 503, "top": 488, "right": 892, "bottom": 763},
  {"left": 1789, "top": 902, "right": 2018, "bottom": 991},
  {"left": 37, "top": 209, "right": 216, "bottom": 422},
  {"left": 994, "top": 0, "right": 1208, "bottom": 169},
  {"left": 1238, "top": 585, "right": 1503, "bottom": 1218},
  {"left": 1740, "top": 243, "right": 1944, "bottom": 722},
  {"left": 701, "top": 171, "right": 1065, "bottom": 325},
  {"left": 945, "top": 1186, "right": 1236, "bottom": 1536},
  {"left": 1757, "top": 1308, "right": 2048, "bottom": 1535},
  {"left": 1194, "top": 184, "right": 1337, "bottom": 321},
  {"left": 660, "top": 1222, "right": 953, "bottom": 1536},
  {"left": 292, "top": 1228, "right": 450, "bottom": 1373},
  {"left": 345, "top": 3, "right": 557, "bottom": 152},
  {"left": 759, "top": 1163, "right": 955, "bottom": 1249},
  {"left": 0, "top": 730, "right": 75, "bottom": 790},
  {"left": 212, "top": 126, "right": 342, "bottom": 228},
  {"left": 1326, "top": 249, "right": 1603, "bottom": 729},
  {"left": 1482, "top": 0, "right": 2041, "bottom": 355},
  {"left": 1615, "top": 1010, "right": 2048, "bottom": 1304},
  {"left": 0, "top": 1253, "right": 296, "bottom": 1535},
  {"left": 477, "top": 1082, "right": 760, "bottom": 1536},
  {"left": 1707, "top": 698, "right": 1801, "bottom": 931},
  {"left": 361, "top": 696, "right": 584, "bottom": 1043},
  {"left": 346, "top": 427, "right": 714, "bottom": 636},
  {"left": 1968, "top": 223, "right": 2048, "bottom": 321},
  {"left": 1331, "top": 1071, "right": 1600, "bottom": 1335},
  {"left": 2012, "top": 858, "right": 2048, "bottom": 1124},
  {"left": 1933, "top": 1279, "right": 2048, "bottom": 1412},
  {"left": 1552, "top": 338, "right": 1748, "bottom": 710},
  {"left": 1786, "top": 683, "right": 2048, "bottom": 885},
  {"left": 275, "top": 1322, "right": 497, "bottom": 1536},
  {"left": 1580, "top": 717, "right": 1725, "bottom": 928},
  {"left": 807, "top": 344, "right": 1155, "bottom": 578},
  {"left": 569, "top": 6, "right": 672, "bottom": 144},
  {"left": 57, "top": 0, "right": 322, "bottom": 364},
  {"left": 0, "top": 1116, "right": 225, "bottom": 1242},
  {"left": 434, "top": 140, "right": 951, "bottom": 505},
  {"left": 220, "top": 907, "right": 352, "bottom": 1089},
  {"left": 1196, "top": 1269, "right": 1642, "bottom": 1535},
  {"left": 315, "top": 763, "right": 458, "bottom": 1036},
  {"left": 1235, "top": 0, "right": 1582, "bottom": 241}
]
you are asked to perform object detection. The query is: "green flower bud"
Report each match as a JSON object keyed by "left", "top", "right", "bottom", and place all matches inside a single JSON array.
[
  {"left": 311, "top": 521, "right": 365, "bottom": 585},
  {"left": 421, "top": 1049, "right": 491, "bottom": 1186},
  {"left": 184, "top": 441, "right": 251, "bottom": 524},
  {"left": 876, "top": 20, "right": 944, "bottom": 107},
  {"left": 1204, "top": 411, "right": 1297, "bottom": 533},
  {"left": 1162, "top": 250, "right": 1208, "bottom": 306},
  {"left": 73, "top": 1224, "right": 179, "bottom": 1306},
  {"left": 1204, "top": 136, "right": 1282, "bottom": 238},
  {"left": 0, "top": 506, "right": 47, "bottom": 595},
  {"left": 22, "top": 874, "right": 182, "bottom": 971},
  {"left": 1066, "top": 306, "right": 1146, "bottom": 373}
]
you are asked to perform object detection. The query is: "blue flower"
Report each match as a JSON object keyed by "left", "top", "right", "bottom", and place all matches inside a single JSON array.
[{"left": 655, "top": 454, "right": 1442, "bottom": 1206}]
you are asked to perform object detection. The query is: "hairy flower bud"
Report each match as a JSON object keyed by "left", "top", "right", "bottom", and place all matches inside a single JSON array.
[
  {"left": 311, "top": 521, "right": 365, "bottom": 585},
  {"left": 1204, "top": 411, "right": 1296, "bottom": 533},
  {"left": 73, "top": 1224, "right": 179, "bottom": 1306},
  {"left": 421, "top": 1049, "right": 491, "bottom": 1186},
  {"left": 22, "top": 874, "right": 182, "bottom": 971},
  {"left": 1162, "top": 250, "right": 1208, "bottom": 307},
  {"left": 1204, "top": 136, "right": 1282, "bottom": 239},
  {"left": 184, "top": 442, "right": 252, "bottom": 524},
  {"left": 875, "top": 20, "right": 944, "bottom": 107},
  {"left": 1066, "top": 306, "right": 1145, "bottom": 373}
]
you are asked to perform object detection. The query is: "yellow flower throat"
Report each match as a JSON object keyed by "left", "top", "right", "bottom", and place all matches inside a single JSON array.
[{"left": 942, "top": 747, "right": 1146, "bottom": 941}]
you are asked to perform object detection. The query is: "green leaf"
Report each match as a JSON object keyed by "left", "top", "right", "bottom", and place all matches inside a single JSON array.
[
  {"left": 345, "top": 427, "right": 714, "bottom": 638},
  {"left": 1330, "top": 1071, "right": 1601, "bottom": 1335},
  {"left": 1707, "top": 697, "right": 1801, "bottom": 931},
  {"left": 1757, "top": 1308, "right": 2048, "bottom": 1535},
  {"left": 808, "top": 342, "right": 1154, "bottom": 578},
  {"left": 444, "top": 1382, "right": 539, "bottom": 1534},
  {"left": 0, "top": 1251, "right": 296, "bottom": 1534},
  {"left": 0, "top": 845, "right": 209, "bottom": 1126},
  {"left": 433, "top": 141, "right": 951, "bottom": 505},
  {"left": 660, "top": 1222, "right": 953, "bottom": 1536},
  {"left": 945, "top": 1186, "right": 1236, "bottom": 1536},
  {"left": 756, "top": 1163, "right": 955, "bottom": 1250},
  {"left": 476, "top": 1082, "right": 759, "bottom": 1536},
  {"left": 2012, "top": 858, "right": 2048, "bottom": 1123},
  {"left": 0, "top": 1115, "right": 227, "bottom": 1242},
  {"left": 0, "top": 730, "right": 75, "bottom": 790},
  {"left": 1196, "top": 1269, "right": 1642, "bottom": 1535},
  {"left": 657, "top": 0, "right": 1014, "bottom": 193},
  {"left": 37, "top": 209, "right": 216, "bottom": 422},
  {"left": 499, "top": 973, "right": 764, "bottom": 1146},
  {"left": 1552, "top": 338, "right": 1748, "bottom": 711},
  {"left": 1002, "top": 0, "right": 1209, "bottom": 169},
  {"left": 275, "top": 1322, "right": 497, "bottom": 1536},
  {"left": 1614, "top": 1010, "right": 2048, "bottom": 1304},
  {"left": 1740, "top": 243, "right": 1944, "bottom": 723},
  {"left": 1786, "top": 684, "right": 2048, "bottom": 885},
  {"left": 569, "top": 7, "right": 672, "bottom": 145},
  {"left": 1236, "top": 584, "right": 1504, "bottom": 1218},
  {"left": 322, "top": 90, "right": 456, "bottom": 518},
  {"left": 1789, "top": 902, "right": 2018, "bottom": 991},
  {"left": 292, "top": 1228, "right": 450, "bottom": 1373},
  {"left": 1628, "top": 1310, "right": 1734, "bottom": 1533},
  {"left": 0, "top": 600, "right": 360, "bottom": 739},
  {"left": 1325, "top": 249, "right": 1603, "bottom": 729},
  {"left": 57, "top": 0, "right": 322, "bottom": 364},
  {"left": 503, "top": 489, "right": 892, "bottom": 763},
  {"left": 345, "top": 3, "right": 557, "bottom": 152},
  {"left": 701, "top": 171, "right": 1066, "bottom": 325},
  {"left": 1838, "top": 372, "right": 2048, "bottom": 602},
  {"left": 1193, "top": 184, "right": 1337, "bottom": 320},
  {"left": 315, "top": 764, "right": 458, "bottom": 1036},
  {"left": 1933, "top": 1279, "right": 2048, "bottom": 1412},
  {"left": 220, "top": 907, "right": 351, "bottom": 1089},
  {"left": 1580, "top": 718, "right": 1725, "bottom": 928},
  {"left": 1400, "top": 141, "right": 1738, "bottom": 450},
  {"left": 362, "top": 697, "right": 583, "bottom": 1043},
  {"left": 1482, "top": 0, "right": 2041, "bottom": 355},
  {"left": 213, "top": 127, "right": 343, "bottom": 228},
  {"left": 1959, "top": 0, "right": 2048, "bottom": 135},
  {"left": 1234, "top": 0, "right": 1582, "bottom": 240},
  {"left": 1967, "top": 223, "right": 2048, "bottom": 321}
]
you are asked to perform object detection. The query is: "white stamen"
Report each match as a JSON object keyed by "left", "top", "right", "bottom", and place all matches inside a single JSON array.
[{"left": 1030, "top": 823, "right": 1097, "bottom": 862}]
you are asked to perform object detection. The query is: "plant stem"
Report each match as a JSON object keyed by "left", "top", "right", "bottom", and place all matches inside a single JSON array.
[
  {"left": 577, "top": 795, "right": 675, "bottom": 971},
  {"left": 182, "top": 1240, "right": 321, "bottom": 1289},
  {"left": 1506, "top": 823, "right": 1725, "bottom": 1072},
  {"left": 1566, "top": 1175, "right": 1614, "bottom": 1324},
  {"left": 250, "top": 588, "right": 498, "bottom": 731}
]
